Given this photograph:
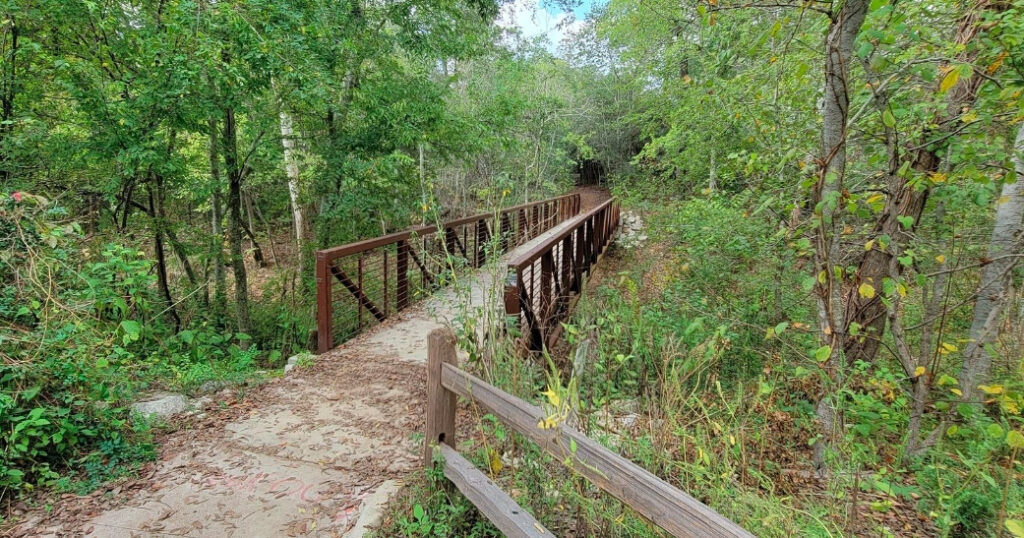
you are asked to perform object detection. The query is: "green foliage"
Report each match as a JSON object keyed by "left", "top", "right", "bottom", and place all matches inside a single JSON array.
[
  {"left": 0, "top": 194, "right": 265, "bottom": 499},
  {"left": 377, "top": 466, "right": 501, "bottom": 538}
]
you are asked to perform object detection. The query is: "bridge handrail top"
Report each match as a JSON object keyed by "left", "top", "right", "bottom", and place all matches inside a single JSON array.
[
  {"left": 507, "top": 197, "right": 617, "bottom": 271},
  {"left": 316, "top": 193, "right": 581, "bottom": 261}
]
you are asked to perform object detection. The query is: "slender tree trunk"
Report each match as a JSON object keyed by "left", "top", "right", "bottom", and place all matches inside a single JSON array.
[
  {"left": 241, "top": 190, "right": 267, "bottom": 267},
  {"left": 208, "top": 120, "right": 228, "bottom": 323},
  {"left": 708, "top": 148, "right": 717, "bottom": 193},
  {"left": 149, "top": 175, "right": 181, "bottom": 331},
  {"left": 279, "top": 109, "right": 305, "bottom": 275},
  {"left": 811, "top": 0, "right": 870, "bottom": 473},
  {"left": 419, "top": 141, "right": 427, "bottom": 225},
  {"left": 249, "top": 191, "right": 278, "bottom": 266},
  {"left": 221, "top": 106, "right": 252, "bottom": 342},
  {"left": 166, "top": 227, "right": 204, "bottom": 306},
  {"left": 958, "top": 124, "right": 1024, "bottom": 402},
  {"left": 0, "top": 18, "right": 17, "bottom": 182},
  {"left": 843, "top": 1, "right": 998, "bottom": 364}
]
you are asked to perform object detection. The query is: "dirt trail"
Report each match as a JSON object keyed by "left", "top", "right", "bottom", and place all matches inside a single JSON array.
[{"left": 11, "top": 188, "right": 608, "bottom": 538}]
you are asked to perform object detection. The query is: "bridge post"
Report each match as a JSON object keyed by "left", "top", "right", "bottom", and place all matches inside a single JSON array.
[
  {"left": 475, "top": 219, "right": 487, "bottom": 267},
  {"left": 316, "top": 252, "right": 332, "bottom": 353},
  {"left": 500, "top": 213, "right": 511, "bottom": 252},
  {"left": 397, "top": 240, "right": 409, "bottom": 310}
]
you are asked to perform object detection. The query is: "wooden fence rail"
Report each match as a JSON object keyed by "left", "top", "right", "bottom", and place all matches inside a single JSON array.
[
  {"left": 424, "top": 328, "right": 753, "bottom": 538},
  {"left": 315, "top": 194, "right": 581, "bottom": 352},
  {"left": 504, "top": 198, "right": 620, "bottom": 351}
]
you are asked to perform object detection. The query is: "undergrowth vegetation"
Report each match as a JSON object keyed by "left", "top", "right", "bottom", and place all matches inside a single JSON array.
[
  {"left": 0, "top": 193, "right": 295, "bottom": 501},
  {"left": 377, "top": 194, "right": 1023, "bottom": 537}
]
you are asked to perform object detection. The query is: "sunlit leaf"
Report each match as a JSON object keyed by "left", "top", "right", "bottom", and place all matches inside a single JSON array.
[
  {"left": 939, "top": 68, "right": 960, "bottom": 93},
  {"left": 979, "top": 384, "right": 1003, "bottom": 395}
]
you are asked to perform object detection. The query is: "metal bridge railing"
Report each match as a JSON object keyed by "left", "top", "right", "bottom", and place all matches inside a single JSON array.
[
  {"left": 504, "top": 197, "right": 620, "bottom": 352},
  {"left": 315, "top": 193, "right": 582, "bottom": 352}
]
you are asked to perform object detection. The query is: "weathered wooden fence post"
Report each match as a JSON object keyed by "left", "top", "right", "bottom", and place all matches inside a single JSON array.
[{"left": 424, "top": 328, "right": 458, "bottom": 467}]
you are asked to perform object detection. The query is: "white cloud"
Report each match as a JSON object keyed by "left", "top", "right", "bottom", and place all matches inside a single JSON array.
[{"left": 497, "top": 0, "right": 586, "bottom": 55}]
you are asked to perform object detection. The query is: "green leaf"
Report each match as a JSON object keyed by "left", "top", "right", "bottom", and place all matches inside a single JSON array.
[
  {"left": 774, "top": 322, "right": 788, "bottom": 336},
  {"left": 1007, "top": 430, "right": 1024, "bottom": 449},
  {"left": 882, "top": 109, "right": 895, "bottom": 127},
  {"left": 21, "top": 386, "right": 41, "bottom": 401},
  {"left": 119, "top": 320, "right": 141, "bottom": 344},
  {"left": 897, "top": 215, "right": 914, "bottom": 228},
  {"left": 986, "top": 424, "right": 1004, "bottom": 439},
  {"left": 956, "top": 403, "right": 975, "bottom": 419},
  {"left": 939, "top": 68, "right": 960, "bottom": 93},
  {"left": 814, "top": 345, "right": 832, "bottom": 362},
  {"left": 1006, "top": 520, "right": 1024, "bottom": 537}
]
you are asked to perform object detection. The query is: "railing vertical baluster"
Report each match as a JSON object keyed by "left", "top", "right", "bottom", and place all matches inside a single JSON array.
[
  {"left": 445, "top": 227, "right": 456, "bottom": 267},
  {"left": 573, "top": 226, "right": 584, "bottom": 293},
  {"left": 357, "top": 254, "right": 364, "bottom": 329},
  {"left": 517, "top": 209, "right": 525, "bottom": 244},
  {"left": 384, "top": 249, "right": 389, "bottom": 317},
  {"left": 541, "top": 252, "right": 553, "bottom": 326},
  {"left": 397, "top": 240, "right": 409, "bottom": 310},
  {"left": 587, "top": 218, "right": 596, "bottom": 266},
  {"left": 560, "top": 236, "right": 571, "bottom": 309}
]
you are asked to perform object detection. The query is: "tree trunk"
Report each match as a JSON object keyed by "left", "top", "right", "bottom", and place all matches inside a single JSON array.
[
  {"left": 221, "top": 106, "right": 252, "bottom": 342},
  {"left": 842, "top": 1, "right": 997, "bottom": 364},
  {"left": 0, "top": 18, "right": 17, "bottom": 182},
  {"left": 279, "top": 109, "right": 305, "bottom": 275},
  {"left": 242, "top": 191, "right": 267, "bottom": 267},
  {"left": 811, "top": 0, "right": 870, "bottom": 473},
  {"left": 958, "top": 124, "right": 1024, "bottom": 402},
  {"left": 209, "top": 120, "right": 228, "bottom": 323},
  {"left": 248, "top": 190, "right": 278, "bottom": 266},
  {"left": 148, "top": 175, "right": 181, "bottom": 331},
  {"left": 166, "top": 227, "right": 204, "bottom": 306}
]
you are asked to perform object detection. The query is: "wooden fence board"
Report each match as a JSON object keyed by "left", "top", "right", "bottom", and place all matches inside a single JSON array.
[
  {"left": 439, "top": 361, "right": 753, "bottom": 538},
  {"left": 439, "top": 444, "right": 552, "bottom": 538}
]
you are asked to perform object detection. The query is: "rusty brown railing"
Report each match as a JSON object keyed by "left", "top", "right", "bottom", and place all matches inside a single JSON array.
[
  {"left": 504, "top": 198, "right": 619, "bottom": 351},
  {"left": 316, "top": 193, "right": 582, "bottom": 353}
]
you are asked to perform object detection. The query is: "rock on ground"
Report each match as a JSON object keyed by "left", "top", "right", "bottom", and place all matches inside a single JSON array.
[{"left": 130, "top": 392, "right": 189, "bottom": 419}]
